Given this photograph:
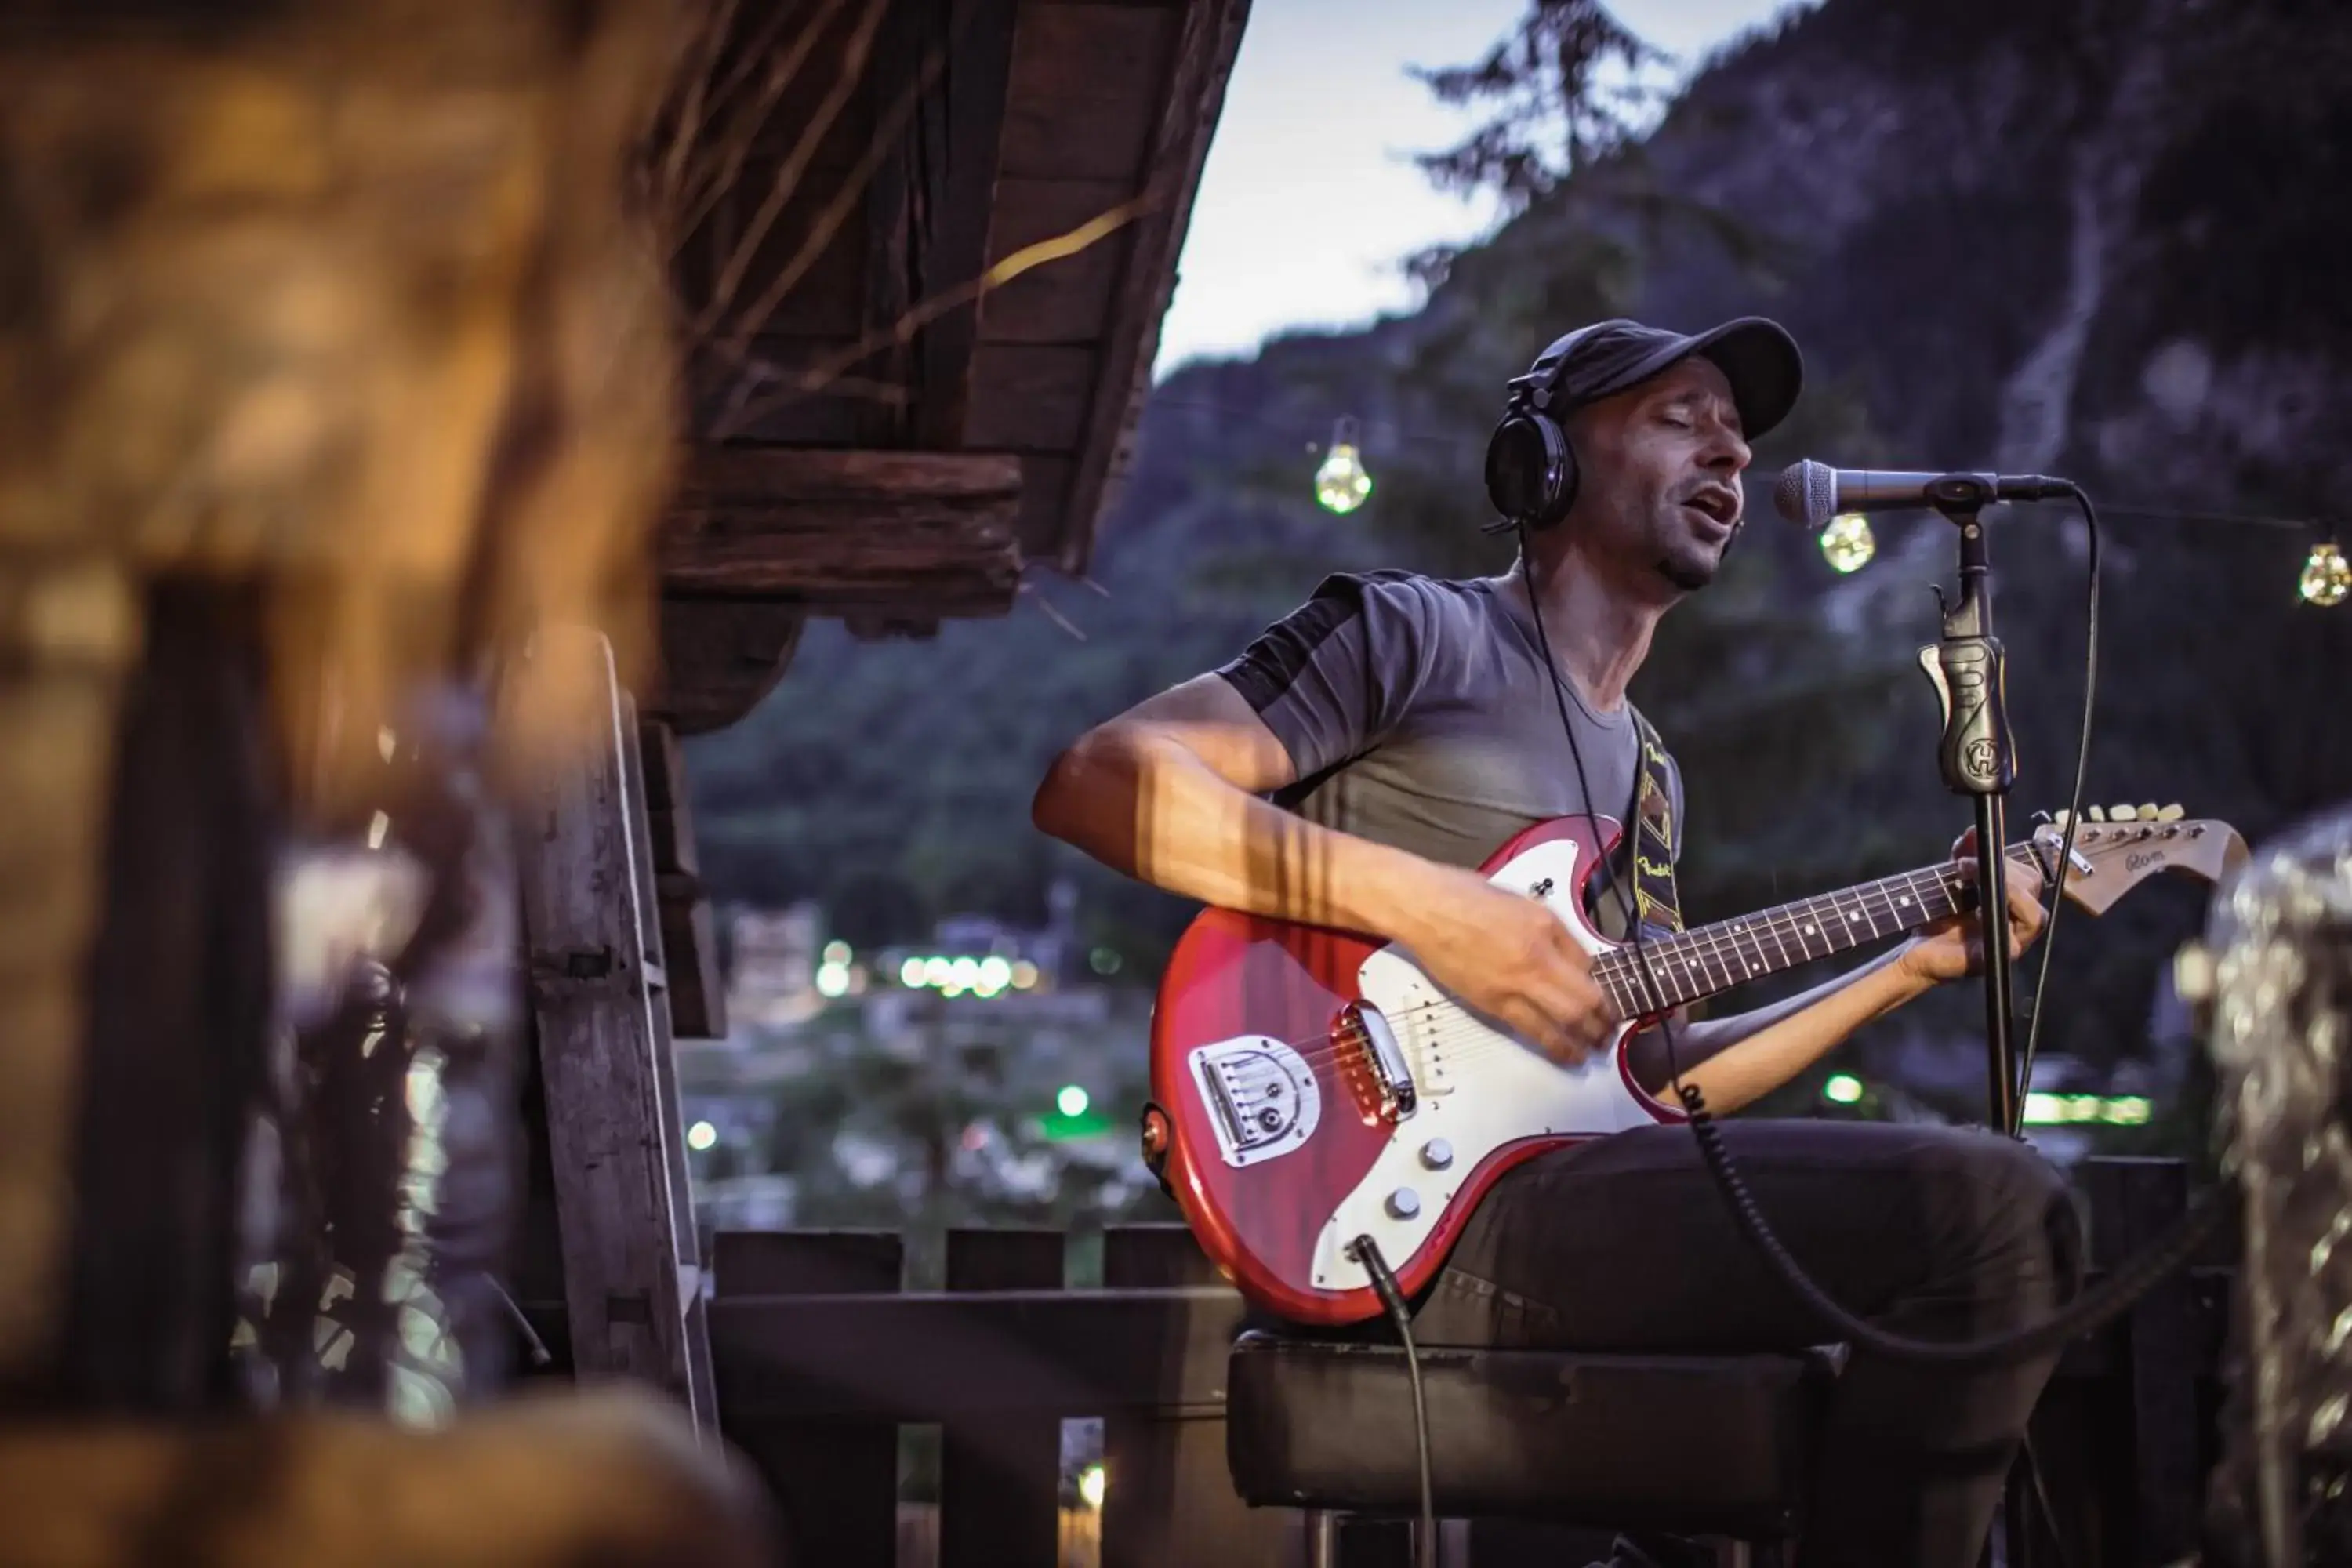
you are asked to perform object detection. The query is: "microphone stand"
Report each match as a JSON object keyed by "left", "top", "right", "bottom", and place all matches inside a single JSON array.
[
  {"left": 1915, "top": 481, "right": 2027, "bottom": 1568},
  {"left": 1914, "top": 481, "right": 2020, "bottom": 1132}
]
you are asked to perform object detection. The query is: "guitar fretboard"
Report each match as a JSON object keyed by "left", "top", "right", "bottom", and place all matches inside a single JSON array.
[{"left": 1591, "top": 848, "right": 2031, "bottom": 1019}]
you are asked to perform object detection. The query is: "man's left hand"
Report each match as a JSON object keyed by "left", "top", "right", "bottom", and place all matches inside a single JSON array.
[{"left": 1896, "top": 829, "right": 2047, "bottom": 985}]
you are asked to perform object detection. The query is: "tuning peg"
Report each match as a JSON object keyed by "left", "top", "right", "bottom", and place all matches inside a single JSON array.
[
  {"left": 2158, "top": 804, "right": 2185, "bottom": 822},
  {"left": 2136, "top": 803, "right": 2160, "bottom": 820},
  {"left": 2110, "top": 804, "right": 2137, "bottom": 822},
  {"left": 2053, "top": 809, "right": 2071, "bottom": 828},
  {"left": 2087, "top": 805, "right": 2106, "bottom": 822}
]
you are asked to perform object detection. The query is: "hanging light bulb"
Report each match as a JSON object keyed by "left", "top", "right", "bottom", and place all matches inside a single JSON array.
[
  {"left": 1819, "top": 512, "right": 1876, "bottom": 574},
  {"left": 2299, "top": 538, "right": 2350, "bottom": 607},
  {"left": 1314, "top": 416, "right": 1373, "bottom": 514}
]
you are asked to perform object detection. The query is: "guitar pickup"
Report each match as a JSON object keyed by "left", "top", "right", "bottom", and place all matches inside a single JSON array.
[{"left": 1341, "top": 1002, "right": 1417, "bottom": 1121}]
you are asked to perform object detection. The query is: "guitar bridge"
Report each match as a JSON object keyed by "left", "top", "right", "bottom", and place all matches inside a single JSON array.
[
  {"left": 1339, "top": 1002, "right": 1417, "bottom": 1122},
  {"left": 1187, "top": 1036, "right": 1323, "bottom": 1168}
]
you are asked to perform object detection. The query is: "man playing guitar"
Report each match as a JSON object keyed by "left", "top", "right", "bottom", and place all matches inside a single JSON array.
[{"left": 1031, "top": 316, "right": 2080, "bottom": 1567}]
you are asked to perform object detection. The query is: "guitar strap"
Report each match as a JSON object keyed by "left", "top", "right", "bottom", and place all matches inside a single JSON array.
[{"left": 1628, "top": 708, "right": 1684, "bottom": 941}]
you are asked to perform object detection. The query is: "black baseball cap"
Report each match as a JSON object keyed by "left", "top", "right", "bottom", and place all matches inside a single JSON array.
[{"left": 1513, "top": 316, "right": 1804, "bottom": 439}]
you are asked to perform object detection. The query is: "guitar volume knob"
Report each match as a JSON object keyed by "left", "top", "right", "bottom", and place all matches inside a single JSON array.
[
  {"left": 1420, "top": 1138, "right": 1454, "bottom": 1171},
  {"left": 1386, "top": 1188, "right": 1421, "bottom": 1220}
]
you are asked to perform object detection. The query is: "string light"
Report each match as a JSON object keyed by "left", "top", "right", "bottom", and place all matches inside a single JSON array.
[
  {"left": 2299, "top": 537, "right": 2349, "bottom": 607},
  {"left": 1313, "top": 416, "right": 1373, "bottom": 514},
  {"left": 1171, "top": 390, "right": 2339, "bottom": 599},
  {"left": 1819, "top": 513, "right": 1875, "bottom": 573}
]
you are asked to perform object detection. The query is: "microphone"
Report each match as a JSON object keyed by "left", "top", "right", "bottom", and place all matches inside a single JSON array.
[{"left": 1773, "top": 459, "right": 2074, "bottom": 532}]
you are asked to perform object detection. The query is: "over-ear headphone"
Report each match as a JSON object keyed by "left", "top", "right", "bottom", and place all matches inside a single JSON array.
[
  {"left": 1481, "top": 330, "right": 1750, "bottom": 559},
  {"left": 1483, "top": 368, "right": 1578, "bottom": 532}
]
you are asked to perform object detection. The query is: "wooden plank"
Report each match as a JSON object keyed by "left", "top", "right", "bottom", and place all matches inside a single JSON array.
[
  {"left": 708, "top": 1284, "right": 1247, "bottom": 1418},
  {"left": 856, "top": 0, "right": 932, "bottom": 446},
  {"left": 652, "top": 597, "right": 805, "bottom": 737},
  {"left": 614, "top": 691, "right": 721, "bottom": 1430},
  {"left": 1056, "top": 0, "right": 1249, "bottom": 573},
  {"left": 964, "top": 343, "right": 1095, "bottom": 450},
  {"left": 2078, "top": 1158, "right": 2201, "bottom": 1566},
  {"left": 915, "top": 0, "right": 1023, "bottom": 446},
  {"left": 1014, "top": 453, "right": 1076, "bottom": 555},
  {"left": 999, "top": 3, "right": 1177, "bottom": 181},
  {"left": 637, "top": 720, "right": 729, "bottom": 1039},
  {"left": 1100, "top": 1225, "right": 1292, "bottom": 1568},
  {"left": 714, "top": 1232, "right": 905, "bottom": 1568},
  {"left": 977, "top": 176, "right": 1130, "bottom": 344},
  {"left": 940, "top": 1230, "right": 1067, "bottom": 1568},
  {"left": 661, "top": 447, "right": 1023, "bottom": 615},
  {"left": 677, "top": 183, "right": 866, "bottom": 339},
  {"left": 701, "top": 0, "right": 879, "bottom": 162},
  {"left": 681, "top": 336, "right": 865, "bottom": 447},
  {"left": 506, "top": 628, "right": 708, "bottom": 1425}
]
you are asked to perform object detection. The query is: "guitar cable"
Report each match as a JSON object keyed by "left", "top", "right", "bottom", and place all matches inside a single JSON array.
[{"left": 1348, "top": 1233, "right": 1437, "bottom": 1568}]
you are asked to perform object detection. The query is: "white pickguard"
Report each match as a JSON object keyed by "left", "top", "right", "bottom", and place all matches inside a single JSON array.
[{"left": 1306, "top": 833, "right": 1677, "bottom": 1289}]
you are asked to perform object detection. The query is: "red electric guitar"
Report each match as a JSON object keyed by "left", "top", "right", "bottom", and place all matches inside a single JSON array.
[{"left": 1142, "top": 804, "right": 2246, "bottom": 1326}]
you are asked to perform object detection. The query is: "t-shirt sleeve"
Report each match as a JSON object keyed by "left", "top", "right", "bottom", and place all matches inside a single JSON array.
[{"left": 1214, "top": 572, "right": 1434, "bottom": 781}]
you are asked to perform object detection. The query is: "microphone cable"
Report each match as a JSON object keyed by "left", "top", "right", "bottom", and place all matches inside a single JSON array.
[
  {"left": 1512, "top": 505, "right": 2228, "bottom": 1374},
  {"left": 1349, "top": 490, "right": 2191, "bottom": 1567}
]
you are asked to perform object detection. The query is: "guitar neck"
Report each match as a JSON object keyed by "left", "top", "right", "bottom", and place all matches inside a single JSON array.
[{"left": 1592, "top": 843, "right": 2036, "bottom": 1018}]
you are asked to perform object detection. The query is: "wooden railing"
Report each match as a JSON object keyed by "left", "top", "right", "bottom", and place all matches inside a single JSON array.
[{"left": 521, "top": 1156, "right": 2234, "bottom": 1568}]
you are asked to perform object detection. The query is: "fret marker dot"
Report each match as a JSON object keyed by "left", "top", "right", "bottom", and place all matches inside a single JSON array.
[
  {"left": 1805, "top": 924, "right": 1817, "bottom": 935},
  {"left": 1900, "top": 896, "right": 1912, "bottom": 906}
]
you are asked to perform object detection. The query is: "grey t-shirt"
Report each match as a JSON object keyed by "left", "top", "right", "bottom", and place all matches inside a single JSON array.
[{"left": 1217, "top": 570, "right": 1682, "bottom": 938}]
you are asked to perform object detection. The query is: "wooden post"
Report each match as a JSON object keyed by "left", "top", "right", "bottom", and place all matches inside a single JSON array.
[
  {"left": 637, "top": 718, "right": 727, "bottom": 1041},
  {"left": 713, "top": 1231, "right": 906, "bottom": 1568},
  {"left": 939, "top": 1229, "right": 1068, "bottom": 1568},
  {"left": 507, "top": 627, "right": 717, "bottom": 1433},
  {"left": 2078, "top": 1156, "right": 2201, "bottom": 1566},
  {"left": 1101, "top": 1224, "right": 1298, "bottom": 1568}
]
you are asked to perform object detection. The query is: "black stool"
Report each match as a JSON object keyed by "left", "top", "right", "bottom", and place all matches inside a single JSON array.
[{"left": 1225, "top": 1330, "right": 1846, "bottom": 1566}]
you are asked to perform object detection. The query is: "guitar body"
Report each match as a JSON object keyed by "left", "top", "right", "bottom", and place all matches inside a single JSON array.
[
  {"left": 1147, "top": 813, "right": 1679, "bottom": 1327},
  {"left": 1145, "top": 796, "right": 2242, "bottom": 1327}
]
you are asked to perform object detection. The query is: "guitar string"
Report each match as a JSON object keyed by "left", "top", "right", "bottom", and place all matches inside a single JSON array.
[
  {"left": 1252, "top": 858, "right": 1974, "bottom": 1073},
  {"left": 1236, "top": 857, "right": 1993, "bottom": 1076},
  {"left": 1221, "top": 827, "right": 2125, "bottom": 1085},
  {"left": 1232, "top": 822, "right": 2181, "bottom": 1107},
  {"left": 1321, "top": 868, "right": 1974, "bottom": 1080}
]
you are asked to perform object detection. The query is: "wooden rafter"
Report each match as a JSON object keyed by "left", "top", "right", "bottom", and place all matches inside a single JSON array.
[
  {"left": 1058, "top": 0, "right": 1250, "bottom": 575},
  {"left": 659, "top": 446, "right": 1022, "bottom": 615}
]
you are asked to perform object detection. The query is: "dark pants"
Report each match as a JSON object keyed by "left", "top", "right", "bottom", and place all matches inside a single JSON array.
[{"left": 1411, "top": 1119, "right": 2085, "bottom": 1568}]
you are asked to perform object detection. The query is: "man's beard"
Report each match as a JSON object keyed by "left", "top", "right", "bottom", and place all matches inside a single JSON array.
[{"left": 1655, "top": 554, "right": 1716, "bottom": 593}]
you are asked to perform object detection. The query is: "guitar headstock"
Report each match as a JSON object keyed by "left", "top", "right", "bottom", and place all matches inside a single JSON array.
[{"left": 2031, "top": 803, "right": 2249, "bottom": 916}]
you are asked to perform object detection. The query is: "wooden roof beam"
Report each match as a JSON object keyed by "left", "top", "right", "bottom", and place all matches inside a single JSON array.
[
  {"left": 1059, "top": 0, "right": 1250, "bottom": 574},
  {"left": 659, "top": 446, "right": 1023, "bottom": 616},
  {"left": 862, "top": 0, "right": 1022, "bottom": 449}
]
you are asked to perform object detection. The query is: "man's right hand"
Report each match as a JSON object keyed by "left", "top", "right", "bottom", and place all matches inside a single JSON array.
[{"left": 1403, "top": 869, "right": 1616, "bottom": 1065}]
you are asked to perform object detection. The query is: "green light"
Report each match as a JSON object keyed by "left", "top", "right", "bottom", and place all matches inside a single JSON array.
[
  {"left": 1823, "top": 1073, "right": 1864, "bottom": 1105},
  {"left": 2020, "top": 1092, "right": 2158, "bottom": 1127},
  {"left": 1057, "top": 1084, "right": 1091, "bottom": 1118}
]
